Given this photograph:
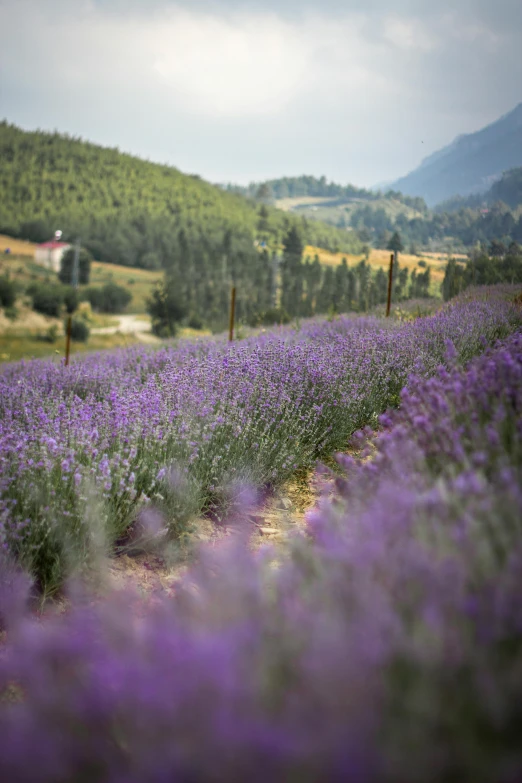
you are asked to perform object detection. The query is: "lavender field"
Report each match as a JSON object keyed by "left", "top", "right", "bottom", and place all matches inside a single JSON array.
[{"left": 1, "top": 286, "right": 522, "bottom": 781}]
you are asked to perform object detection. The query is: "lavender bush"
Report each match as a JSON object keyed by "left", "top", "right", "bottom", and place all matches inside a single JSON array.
[
  {"left": 0, "top": 291, "right": 520, "bottom": 593},
  {"left": 1, "top": 321, "right": 522, "bottom": 781}
]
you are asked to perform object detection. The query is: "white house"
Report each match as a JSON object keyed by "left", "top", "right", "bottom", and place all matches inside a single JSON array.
[{"left": 34, "top": 240, "right": 72, "bottom": 273}]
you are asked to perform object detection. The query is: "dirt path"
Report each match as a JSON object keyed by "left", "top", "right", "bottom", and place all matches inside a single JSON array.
[
  {"left": 104, "top": 439, "right": 378, "bottom": 597},
  {"left": 106, "top": 470, "right": 317, "bottom": 596},
  {"left": 90, "top": 315, "right": 160, "bottom": 343},
  {"left": 90, "top": 314, "right": 151, "bottom": 335}
]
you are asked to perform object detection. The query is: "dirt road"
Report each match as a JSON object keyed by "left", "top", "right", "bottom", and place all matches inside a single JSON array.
[{"left": 90, "top": 315, "right": 160, "bottom": 343}]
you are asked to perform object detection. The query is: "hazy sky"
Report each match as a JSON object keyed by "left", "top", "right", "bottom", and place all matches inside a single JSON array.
[{"left": 1, "top": 0, "right": 521, "bottom": 187}]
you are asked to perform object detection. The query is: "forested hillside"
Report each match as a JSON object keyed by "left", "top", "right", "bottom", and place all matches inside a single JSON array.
[{"left": 0, "top": 122, "right": 361, "bottom": 269}]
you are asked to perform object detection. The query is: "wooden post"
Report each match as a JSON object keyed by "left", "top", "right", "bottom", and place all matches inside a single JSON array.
[
  {"left": 386, "top": 252, "right": 394, "bottom": 317},
  {"left": 64, "top": 238, "right": 81, "bottom": 366},
  {"left": 64, "top": 315, "right": 72, "bottom": 366},
  {"left": 228, "top": 285, "right": 236, "bottom": 342}
]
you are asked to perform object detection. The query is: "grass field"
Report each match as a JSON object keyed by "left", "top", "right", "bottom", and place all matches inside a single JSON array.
[{"left": 0, "top": 330, "right": 142, "bottom": 364}]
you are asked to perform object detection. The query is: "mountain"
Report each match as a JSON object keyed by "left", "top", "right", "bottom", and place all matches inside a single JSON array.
[{"left": 389, "top": 103, "right": 522, "bottom": 207}]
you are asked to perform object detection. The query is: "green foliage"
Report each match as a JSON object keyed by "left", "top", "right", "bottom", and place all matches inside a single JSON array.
[
  {"left": 59, "top": 247, "right": 92, "bottom": 286},
  {"left": 39, "top": 324, "right": 59, "bottom": 343},
  {"left": 147, "top": 273, "right": 187, "bottom": 337},
  {"left": 409, "top": 267, "right": 431, "bottom": 298},
  {"left": 65, "top": 317, "right": 90, "bottom": 342},
  {"left": 17, "top": 219, "right": 49, "bottom": 243},
  {"left": 227, "top": 174, "right": 376, "bottom": 202},
  {"left": 248, "top": 307, "right": 291, "bottom": 327},
  {"left": 281, "top": 227, "right": 305, "bottom": 316},
  {"left": 187, "top": 312, "right": 204, "bottom": 330},
  {"left": 84, "top": 282, "right": 132, "bottom": 313},
  {"left": 442, "top": 259, "right": 467, "bottom": 302},
  {"left": 442, "top": 244, "right": 522, "bottom": 301},
  {"left": 0, "top": 274, "right": 16, "bottom": 308},
  {"left": 63, "top": 287, "right": 79, "bottom": 315},
  {"left": 387, "top": 231, "right": 404, "bottom": 252},
  {"left": 29, "top": 284, "right": 64, "bottom": 318},
  {"left": 351, "top": 197, "right": 522, "bottom": 252}
]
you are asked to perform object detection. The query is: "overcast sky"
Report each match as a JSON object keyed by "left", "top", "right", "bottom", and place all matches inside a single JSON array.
[{"left": 1, "top": 0, "right": 521, "bottom": 187}]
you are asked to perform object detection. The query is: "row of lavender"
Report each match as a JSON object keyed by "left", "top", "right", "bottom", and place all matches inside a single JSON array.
[
  {"left": 1, "top": 289, "right": 521, "bottom": 594},
  {"left": 1, "top": 318, "right": 521, "bottom": 781}
]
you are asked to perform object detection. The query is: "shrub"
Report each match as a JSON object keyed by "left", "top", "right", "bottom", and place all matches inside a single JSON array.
[
  {"left": 147, "top": 275, "right": 186, "bottom": 337},
  {"left": 64, "top": 317, "right": 90, "bottom": 342},
  {"left": 187, "top": 312, "right": 204, "bottom": 330},
  {"left": 84, "top": 283, "right": 132, "bottom": 313},
  {"left": 0, "top": 275, "right": 16, "bottom": 308},
  {"left": 39, "top": 324, "right": 59, "bottom": 343},
  {"left": 248, "top": 307, "right": 291, "bottom": 327},
  {"left": 29, "top": 284, "right": 64, "bottom": 318}
]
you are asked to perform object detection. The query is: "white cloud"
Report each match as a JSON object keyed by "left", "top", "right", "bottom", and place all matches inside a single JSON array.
[
  {"left": 0, "top": 0, "right": 520, "bottom": 186},
  {"left": 0, "top": 1, "right": 419, "bottom": 118},
  {"left": 150, "top": 10, "right": 309, "bottom": 116},
  {"left": 382, "top": 17, "right": 436, "bottom": 51}
]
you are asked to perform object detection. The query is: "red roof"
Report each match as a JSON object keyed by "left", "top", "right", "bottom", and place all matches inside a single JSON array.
[{"left": 38, "top": 241, "right": 71, "bottom": 249}]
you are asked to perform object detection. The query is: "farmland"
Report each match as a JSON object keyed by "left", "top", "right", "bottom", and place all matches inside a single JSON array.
[{"left": 0, "top": 285, "right": 521, "bottom": 781}]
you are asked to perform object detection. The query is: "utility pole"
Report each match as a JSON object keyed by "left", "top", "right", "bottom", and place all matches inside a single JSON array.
[{"left": 65, "top": 238, "right": 81, "bottom": 367}]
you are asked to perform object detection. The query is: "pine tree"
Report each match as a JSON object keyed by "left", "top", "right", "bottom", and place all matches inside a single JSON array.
[
  {"left": 387, "top": 231, "right": 404, "bottom": 253},
  {"left": 281, "top": 227, "right": 304, "bottom": 316}
]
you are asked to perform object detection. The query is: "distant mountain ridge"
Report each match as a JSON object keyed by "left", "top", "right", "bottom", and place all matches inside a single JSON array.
[{"left": 389, "top": 103, "right": 522, "bottom": 207}]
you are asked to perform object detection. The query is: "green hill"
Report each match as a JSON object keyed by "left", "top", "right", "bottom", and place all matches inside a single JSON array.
[{"left": 0, "top": 122, "right": 361, "bottom": 267}]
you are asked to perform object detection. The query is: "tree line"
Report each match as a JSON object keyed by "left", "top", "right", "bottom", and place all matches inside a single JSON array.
[
  {"left": 442, "top": 241, "right": 522, "bottom": 301},
  {"left": 149, "top": 227, "right": 432, "bottom": 335}
]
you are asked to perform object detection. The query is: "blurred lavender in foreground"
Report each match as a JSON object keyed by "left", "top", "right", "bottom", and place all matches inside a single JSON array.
[{"left": 1, "top": 325, "right": 521, "bottom": 781}]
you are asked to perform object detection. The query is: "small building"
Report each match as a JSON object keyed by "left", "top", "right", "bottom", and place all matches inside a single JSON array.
[{"left": 34, "top": 240, "right": 72, "bottom": 273}]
